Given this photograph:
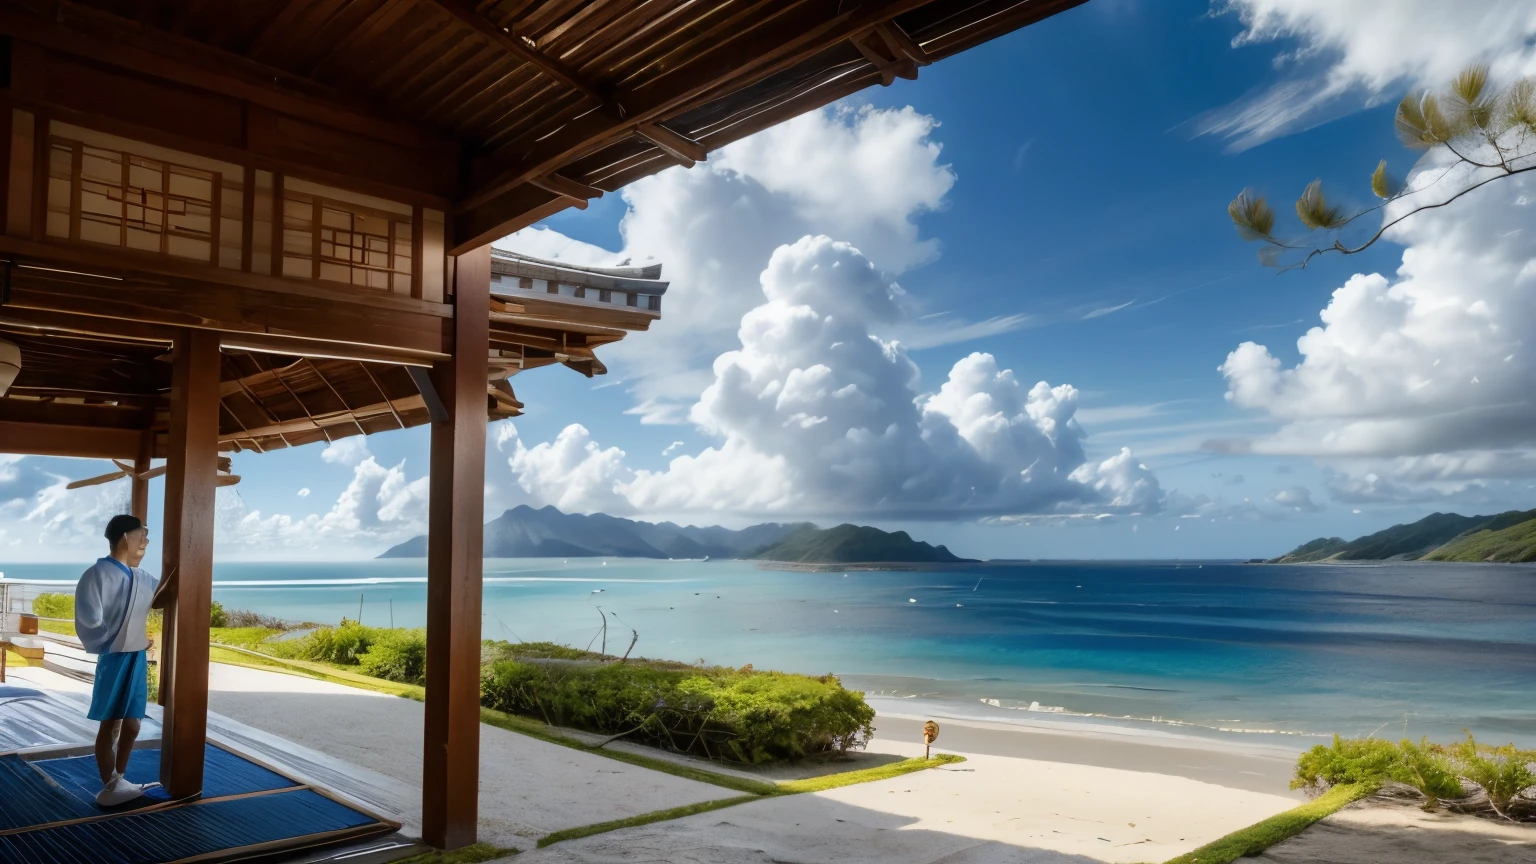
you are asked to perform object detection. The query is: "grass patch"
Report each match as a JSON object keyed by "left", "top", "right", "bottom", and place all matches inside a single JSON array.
[
  {"left": 209, "top": 627, "right": 283, "bottom": 649},
  {"left": 777, "top": 753, "right": 966, "bottom": 794},
  {"left": 535, "top": 796, "right": 761, "bottom": 849},
  {"left": 37, "top": 619, "right": 76, "bottom": 636},
  {"left": 209, "top": 645, "right": 424, "bottom": 699},
  {"left": 394, "top": 842, "right": 518, "bottom": 863},
  {"left": 1161, "top": 783, "right": 1373, "bottom": 864}
]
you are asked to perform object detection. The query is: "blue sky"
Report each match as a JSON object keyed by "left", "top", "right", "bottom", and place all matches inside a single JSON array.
[{"left": 6, "top": 0, "right": 1536, "bottom": 564}]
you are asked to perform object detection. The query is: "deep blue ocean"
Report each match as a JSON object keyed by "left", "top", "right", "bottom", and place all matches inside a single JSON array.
[{"left": 5, "top": 558, "right": 1534, "bottom": 751}]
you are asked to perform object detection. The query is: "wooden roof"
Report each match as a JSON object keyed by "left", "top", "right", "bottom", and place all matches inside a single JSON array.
[
  {"left": 2, "top": 0, "right": 1085, "bottom": 252},
  {"left": 0, "top": 250, "right": 665, "bottom": 455}
]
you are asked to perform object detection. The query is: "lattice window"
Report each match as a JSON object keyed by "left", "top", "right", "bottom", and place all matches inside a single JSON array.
[
  {"left": 281, "top": 189, "right": 412, "bottom": 292},
  {"left": 47, "top": 137, "right": 221, "bottom": 263}
]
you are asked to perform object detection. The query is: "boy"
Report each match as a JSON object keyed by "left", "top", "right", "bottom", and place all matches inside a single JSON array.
[{"left": 75, "top": 514, "right": 176, "bottom": 806}]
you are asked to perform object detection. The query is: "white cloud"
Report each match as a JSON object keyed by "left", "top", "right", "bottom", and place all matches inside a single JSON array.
[
  {"left": 1203, "top": 0, "right": 1536, "bottom": 149},
  {"left": 1266, "top": 486, "right": 1322, "bottom": 512},
  {"left": 214, "top": 456, "right": 429, "bottom": 555},
  {"left": 1216, "top": 155, "right": 1536, "bottom": 500},
  {"left": 496, "top": 422, "right": 633, "bottom": 515},
  {"left": 297, "top": 487, "right": 310, "bottom": 498},
  {"left": 320, "top": 436, "right": 370, "bottom": 466},
  {"left": 498, "top": 104, "right": 1028, "bottom": 423},
  {"left": 500, "top": 236, "right": 1161, "bottom": 520}
]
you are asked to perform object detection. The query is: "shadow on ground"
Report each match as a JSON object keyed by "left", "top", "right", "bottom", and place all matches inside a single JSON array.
[
  {"left": 515, "top": 793, "right": 1152, "bottom": 864},
  {"left": 1255, "top": 799, "right": 1536, "bottom": 864}
]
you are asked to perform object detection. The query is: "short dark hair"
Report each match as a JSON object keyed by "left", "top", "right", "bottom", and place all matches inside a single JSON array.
[{"left": 105, "top": 515, "right": 145, "bottom": 548}]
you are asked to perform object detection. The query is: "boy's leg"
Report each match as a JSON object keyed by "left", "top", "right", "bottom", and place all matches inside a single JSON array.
[
  {"left": 114, "top": 718, "right": 141, "bottom": 777},
  {"left": 95, "top": 720, "right": 121, "bottom": 784}
]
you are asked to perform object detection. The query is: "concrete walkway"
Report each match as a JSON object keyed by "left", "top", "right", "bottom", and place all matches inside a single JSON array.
[
  {"left": 206, "top": 663, "right": 739, "bottom": 847},
  {"left": 517, "top": 738, "right": 1299, "bottom": 864}
]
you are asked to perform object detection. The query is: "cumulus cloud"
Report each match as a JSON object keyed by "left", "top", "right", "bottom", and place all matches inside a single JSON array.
[
  {"left": 499, "top": 104, "right": 1028, "bottom": 423},
  {"left": 495, "top": 422, "right": 633, "bottom": 515},
  {"left": 320, "top": 437, "right": 370, "bottom": 466},
  {"left": 1216, "top": 154, "right": 1536, "bottom": 500},
  {"left": 1203, "top": 0, "right": 1536, "bottom": 149},
  {"left": 1266, "top": 486, "right": 1322, "bottom": 512},
  {"left": 500, "top": 236, "right": 1161, "bottom": 520},
  {"left": 214, "top": 456, "right": 430, "bottom": 555}
]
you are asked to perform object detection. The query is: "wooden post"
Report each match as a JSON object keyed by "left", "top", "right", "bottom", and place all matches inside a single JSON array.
[
  {"left": 158, "top": 329, "right": 221, "bottom": 798},
  {"left": 421, "top": 245, "right": 489, "bottom": 850},
  {"left": 130, "top": 431, "right": 153, "bottom": 521}
]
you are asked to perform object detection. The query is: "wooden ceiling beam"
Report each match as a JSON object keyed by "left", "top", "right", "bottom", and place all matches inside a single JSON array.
[
  {"left": 0, "top": 397, "right": 155, "bottom": 430},
  {"left": 528, "top": 173, "right": 605, "bottom": 202},
  {"left": 0, "top": 1, "right": 449, "bottom": 150},
  {"left": 1, "top": 237, "right": 452, "bottom": 358},
  {"left": 635, "top": 123, "right": 706, "bottom": 165},
  {"left": 874, "top": 20, "right": 931, "bottom": 65},
  {"left": 221, "top": 393, "right": 426, "bottom": 442},
  {"left": 424, "top": 0, "right": 616, "bottom": 111},
  {"left": 452, "top": 0, "right": 944, "bottom": 249},
  {"left": 0, "top": 419, "right": 145, "bottom": 459},
  {"left": 853, "top": 32, "right": 919, "bottom": 86}
]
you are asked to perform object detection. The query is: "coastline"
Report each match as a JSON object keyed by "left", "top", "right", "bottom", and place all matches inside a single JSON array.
[{"left": 871, "top": 711, "right": 1304, "bottom": 797}]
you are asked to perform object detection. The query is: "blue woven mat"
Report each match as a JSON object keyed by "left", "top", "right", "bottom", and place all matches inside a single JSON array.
[
  {"left": 0, "top": 788, "right": 381, "bottom": 864},
  {"left": 30, "top": 744, "right": 297, "bottom": 812}
]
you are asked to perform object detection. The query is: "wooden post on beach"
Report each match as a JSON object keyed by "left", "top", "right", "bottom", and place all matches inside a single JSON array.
[
  {"left": 923, "top": 720, "right": 940, "bottom": 761},
  {"left": 422, "top": 246, "right": 490, "bottom": 850},
  {"left": 159, "top": 329, "right": 221, "bottom": 798}
]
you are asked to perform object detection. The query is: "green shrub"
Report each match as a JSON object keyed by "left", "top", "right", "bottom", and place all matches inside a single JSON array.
[
  {"left": 209, "top": 600, "right": 227, "bottom": 628},
  {"left": 358, "top": 629, "right": 427, "bottom": 685},
  {"left": 1393, "top": 737, "right": 1463, "bottom": 810},
  {"left": 282, "top": 619, "right": 380, "bottom": 665},
  {"left": 1294, "top": 732, "right": 1536, "bottom": 816},
  {"left": 31, "top": 593, "right": 74, "bottom": 619},
  {"left": 480, "top": 653, "right": 874, "bottom": 765},
  {"left": 1450, "top": 733, "right": 1536, "bottom": 817},
  {"left": 1293, "top": 735, "right": 1401, "bottom": 792}
]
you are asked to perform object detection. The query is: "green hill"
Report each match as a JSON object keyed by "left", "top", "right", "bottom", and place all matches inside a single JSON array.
[
  {"left": 1423, "top": 509, "right": 1536, "bottom": 562},
  {"left": 1272, "top": 508, "right": 1536, "bottom": 563},
  {"left": 752, "top": 524, "right": 971, "bottom": 564}
]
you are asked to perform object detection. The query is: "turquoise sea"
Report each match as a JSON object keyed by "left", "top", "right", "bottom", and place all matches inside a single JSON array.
[{"left": 5, "top": 558, "right": 1534, "bottom": 750}]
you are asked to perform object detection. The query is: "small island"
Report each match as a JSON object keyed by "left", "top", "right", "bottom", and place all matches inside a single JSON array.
[
  {"left": 1269, "top": 508, "right": 1536, "bottom": 563},
  {"left": 380, "top": 505, "right": 970, "bottom": 566}
]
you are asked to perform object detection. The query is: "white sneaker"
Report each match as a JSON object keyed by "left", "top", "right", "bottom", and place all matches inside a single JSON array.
[{"left": 96, "top": 773, "right": 146, "bottom": 807}]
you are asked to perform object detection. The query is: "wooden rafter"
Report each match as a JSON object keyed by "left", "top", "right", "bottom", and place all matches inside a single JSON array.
[
  {"left": 424, "top": 0, "right": 616, "bottom": 111},
  {"left": 527, "top": 173, "right": 604, "bottom": 203},
  {"left": 635, "top": 123, "right": 706, "bottom": 165},
  {"left": 453, "top": 0, "right": 943, "bottom": 231}
]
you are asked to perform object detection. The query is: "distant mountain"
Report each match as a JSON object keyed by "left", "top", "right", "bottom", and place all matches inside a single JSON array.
[
  {"left": 378, "top": 505, "right": 812, "bottom": 560},
  {"left": 1423, "top": 509, "right": 1536, "bottom": 562},
  {"left": 1270, "top": 509, "right": 1536, "bottom": 563},
  {"left": 751, "top": 524, "right": 973, "bottom": 564}
]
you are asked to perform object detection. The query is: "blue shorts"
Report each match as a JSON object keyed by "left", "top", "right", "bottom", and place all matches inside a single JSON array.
[{"left": 88, "top": 650, "right": 148, "bottom": 722}]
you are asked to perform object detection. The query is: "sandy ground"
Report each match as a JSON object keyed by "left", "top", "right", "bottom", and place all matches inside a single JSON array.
[
  {"left": 205, "top": 663, "right": 737, "bottom": 846},
  {"left": 1254, "top": 800, "right": 1536, "bottom": 864},
  {"left": 875, "top": 715, "right": 1300, "bottom": 796},
  {"left": 517, "top": 736, "right": 1300, "bottom": 864}
]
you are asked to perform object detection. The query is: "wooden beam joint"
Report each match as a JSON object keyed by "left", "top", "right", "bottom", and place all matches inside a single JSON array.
[{"left": 635, "top": 123, "right": 706, "bottom": 166}]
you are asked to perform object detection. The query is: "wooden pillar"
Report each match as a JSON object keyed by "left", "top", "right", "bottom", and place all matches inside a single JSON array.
[
  {"left": 158, "top": 329, "right": 220, "bottom": 798},
  {"left": 421, "top": 245, "right": 489, "bottom": 850},
  {"left": 130, "top": 431, "right": 152, "bottom": 522}
]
